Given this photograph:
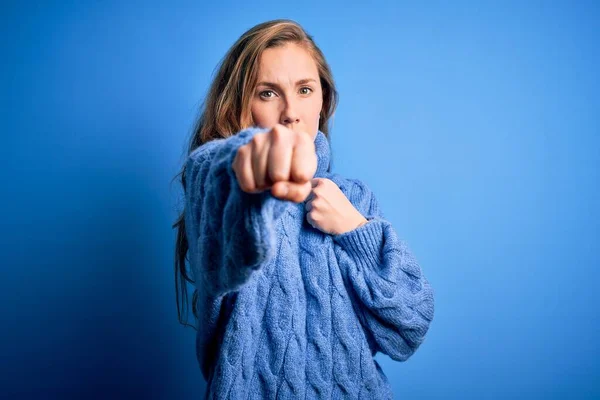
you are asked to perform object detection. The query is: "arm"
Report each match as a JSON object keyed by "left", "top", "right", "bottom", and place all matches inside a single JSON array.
[
  {"left": 332, "top": 179, "right": 435, "bottom": 361},
  {"left": 184, "top": 126, "right": 293, "bottom": 298}
]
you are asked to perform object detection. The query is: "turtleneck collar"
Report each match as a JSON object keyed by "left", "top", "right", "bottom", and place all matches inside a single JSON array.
[{"left": 314, "top": 129, "right": 331, "bottom": 177}]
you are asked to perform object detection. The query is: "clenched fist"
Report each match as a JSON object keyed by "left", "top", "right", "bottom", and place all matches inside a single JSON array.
[
  {"left": 305, "top": 178, "right": 369, "bottom": 235},
  {"left": 232, "top": 124, "right": 318, "bottom": 203}
]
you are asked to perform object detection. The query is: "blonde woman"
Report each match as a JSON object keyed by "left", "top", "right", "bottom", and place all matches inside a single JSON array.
[{"left": 173, "top": 19, "right": 435, "bottom": 399}]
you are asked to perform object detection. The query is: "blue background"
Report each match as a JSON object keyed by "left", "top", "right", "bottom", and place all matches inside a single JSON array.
[{"left": 2, "top": 1, "right": 598, "bottom": 398}]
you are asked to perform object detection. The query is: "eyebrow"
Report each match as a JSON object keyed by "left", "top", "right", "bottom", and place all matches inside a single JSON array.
[{"left": 256, "top": 78, "right": 317, "bottom": 88}]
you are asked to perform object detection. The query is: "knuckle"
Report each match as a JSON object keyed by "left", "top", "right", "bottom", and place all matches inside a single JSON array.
[
  {"left": 294, "top": 131, "right": 307, "bottom": 144},
  {"left": 271, "top": 124, "right": 288, "bottom": 137},
  {"left": 300, "top": 131, "right": 312, "bottom": 144},
  {"left": 270, "top": 170, "right": 287, "bottom": 182},
  {"left": 239, "top": 180, "right": 252, "bottom": 193},
  {"left": 251, "top": 133, "right": 265, "bottom": 146},
  {"left": 270, "top": 126, "right": 283, "bottom": 140},
  {"left": 237, "top": 144, "right": 248, "bottom": 157},
  {"left": 298, "top": 169, "right": 311, "bottom": 181}
]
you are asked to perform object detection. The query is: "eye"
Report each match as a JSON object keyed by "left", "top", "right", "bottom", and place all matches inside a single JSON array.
[
  {"left": 259, "top": 90, "right": 276, "bottom": 99},
  {"left": 258, "top": 87, "right": 313, "bottom": 100}
]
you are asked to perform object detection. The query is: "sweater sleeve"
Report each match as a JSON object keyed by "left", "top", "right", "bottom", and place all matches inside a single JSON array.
[
  {"left": 184, "top": 126, "right": 293, "bottom": 298},
  {"left": 331, "top": 178, "right": 435, "bottom": 362}
]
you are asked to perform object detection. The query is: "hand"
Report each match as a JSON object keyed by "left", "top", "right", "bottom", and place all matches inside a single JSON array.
[
  {"left": 305, "top": 178, "right": 369, "bottom": 235},
  {"left": 232, "top": 124, "right": 317, "bottom": 203}
]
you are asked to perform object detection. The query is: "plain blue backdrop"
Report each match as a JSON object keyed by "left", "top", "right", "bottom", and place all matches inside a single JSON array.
[{"left": 2, "top": 1, "right": 598, "bottom": 398}]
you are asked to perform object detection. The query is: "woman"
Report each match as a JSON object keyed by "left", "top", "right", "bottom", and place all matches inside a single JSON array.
[{"left": 173, "top": 19, "right": 435, "bottom": 399}]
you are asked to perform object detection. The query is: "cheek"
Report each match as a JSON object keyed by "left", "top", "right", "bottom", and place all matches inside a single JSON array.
[
  {"left": 311, "top": 102, "right": 322, "bottom": 125},
  {"left": 251, "top": 102, "right": 274, "bottom": 125},
  {"left": 311, "top": 97, "right": 323, "bottom": 119},
  {"left": 250, "top": 102, "right": 260, "bottom": 119}
]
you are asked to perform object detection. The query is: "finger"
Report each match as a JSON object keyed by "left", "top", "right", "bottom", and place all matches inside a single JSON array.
[
  {"left": 251, "top": 134, "right": 272, "bottom": 190},
  {"left": 268, "top": 126, "right": 293, "bottom": 183},
  {"left": 304, "top": 189, "right": 315, "bottom": 203},
  {"left": 290, "top": 133, "right": 317, "bottom": 183},
  {"left": 233, "top": 145, "right": 258, "bottom": 193},
  {"left": 304, "top": 198, "right": 313, "bottom": 212},
  {"left": 306, "top": 211, "right": 318, "bottom": 229},
  {"left": 271, "top": 180, "right": 312, "bottom": 203}
]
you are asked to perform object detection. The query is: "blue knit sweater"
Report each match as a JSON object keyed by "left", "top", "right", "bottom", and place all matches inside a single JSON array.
[{"left": 184, "top": 126, "right": 435, "bottom": 399}]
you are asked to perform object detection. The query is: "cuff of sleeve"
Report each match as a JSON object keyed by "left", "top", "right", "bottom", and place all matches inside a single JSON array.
[{"left": 332, "top": 217, "right": 385, "bottom": 269}]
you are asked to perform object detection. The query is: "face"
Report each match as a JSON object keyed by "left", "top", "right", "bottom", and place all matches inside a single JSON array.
[{"left": 250, "top": 42, "right": 323, "bottom": 140}]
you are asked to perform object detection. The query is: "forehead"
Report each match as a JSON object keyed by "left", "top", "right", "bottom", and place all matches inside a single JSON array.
[{"left": 257, "top": 43, "right": 319, "bottom": 80}]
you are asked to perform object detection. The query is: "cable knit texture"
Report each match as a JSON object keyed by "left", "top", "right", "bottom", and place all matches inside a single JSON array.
[{"left": 184, "top": 126, "right": 435, "bottom": 399}]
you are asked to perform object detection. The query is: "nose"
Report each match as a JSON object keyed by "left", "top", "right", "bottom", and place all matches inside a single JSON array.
[{"left": 280, "top": 98, "right": 300, "bottom": 128}]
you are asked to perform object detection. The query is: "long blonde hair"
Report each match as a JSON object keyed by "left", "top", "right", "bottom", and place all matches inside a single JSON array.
[{"left": 172, "top": 19, "right": 339, "bottom": 329}]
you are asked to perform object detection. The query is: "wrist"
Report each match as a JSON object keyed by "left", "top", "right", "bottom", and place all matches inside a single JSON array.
[
  {"left": 355, "top": 215, "right": 368, "bottom": 229},
  {"left": 333, "top": 215, "right": 369, "bottom": 236}
]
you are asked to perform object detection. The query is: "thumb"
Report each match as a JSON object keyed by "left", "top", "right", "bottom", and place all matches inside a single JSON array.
[{"left": 271, "top": 181, "right": 312, "bottom": 203}]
